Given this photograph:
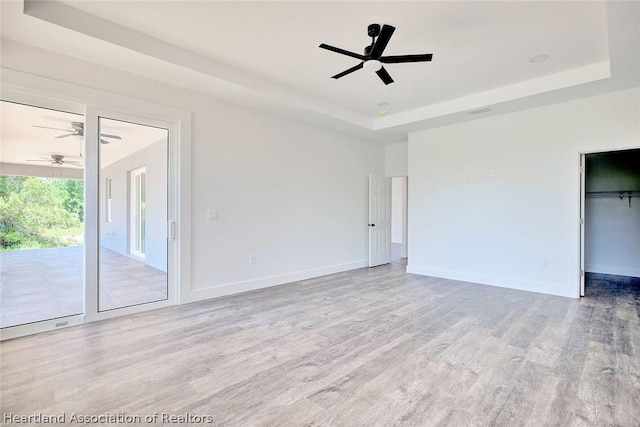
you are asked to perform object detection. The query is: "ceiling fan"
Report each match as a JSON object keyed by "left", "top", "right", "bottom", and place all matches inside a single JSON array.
[
  {"left": 27, "top": 154, "right": 83, "bottom": 167},
  {"left": 319, "top": 23, "right": 433, "bottom": 85},
  {"left": 33, "top": 121, "right": 122, "bottom": 144}
]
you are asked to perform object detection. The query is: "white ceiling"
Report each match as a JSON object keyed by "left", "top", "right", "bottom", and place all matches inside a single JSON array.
[
  {"left": 1, "top": 101, "right": 84, "bottom": 167},
  {"left": 0, "top": 101, "right": 167, "bottom": 168},
  {"left": 1, "top": 1, "right": 639, "bottom": 142}
]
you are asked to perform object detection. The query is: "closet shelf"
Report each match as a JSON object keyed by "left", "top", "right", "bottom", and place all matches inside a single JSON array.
[
  {"left": 586, "top": 190, "right": 640, "bottom": 198},
  {"left": 586, "top": 190, "right": 640, "bottom": 207}
]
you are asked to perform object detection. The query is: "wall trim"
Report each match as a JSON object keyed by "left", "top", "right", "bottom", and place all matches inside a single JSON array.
[
  {"left": 406, "top": 264, "right": 577, "bottom": 298},
  {"left": 188, "top": 259, "right": 368, "bottom": 303},
  {"left": 586, "top": 264, "right": 640, "bottom": 279}
]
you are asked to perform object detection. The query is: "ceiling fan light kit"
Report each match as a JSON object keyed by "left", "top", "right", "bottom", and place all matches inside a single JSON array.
[
  {"left": 363, "top": 60, "right": 383, "bottom": 72},
  {"left": 320, "top": 23, "right": 433, "bottom": 85}
]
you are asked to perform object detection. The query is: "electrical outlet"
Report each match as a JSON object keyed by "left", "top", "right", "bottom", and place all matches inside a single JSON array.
[
  {"left": 207, "top": 209, "right": 218, "bottom": 220},
  {"left": 249, "top": 254, "right": 256, "bottom": 265}
]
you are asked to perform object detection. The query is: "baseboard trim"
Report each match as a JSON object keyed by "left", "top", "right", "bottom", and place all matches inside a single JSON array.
[
  {"left": 406, "top": 265, "right": 577, "bottom": 298},
  {"left": 585, "top": 264, "right": 640, "bottom": 279},
  {"left": 188, "top": 259, "right": 368, "bottom": 303}
]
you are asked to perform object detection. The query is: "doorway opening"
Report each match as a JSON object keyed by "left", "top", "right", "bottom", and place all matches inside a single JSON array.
[
  {"left": 391, "top": 176, "right": 408, "bottom": 263},
  {"left": 582, "top": 148, "right": 640, "bottom": 299}
]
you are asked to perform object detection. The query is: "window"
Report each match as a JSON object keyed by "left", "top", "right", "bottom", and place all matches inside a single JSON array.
[
  {"left": 105, "top": 177, "right": 112, "bottom": 223},
  {"left": 130, "top": 167, "right": 146, "bottom": 258}
]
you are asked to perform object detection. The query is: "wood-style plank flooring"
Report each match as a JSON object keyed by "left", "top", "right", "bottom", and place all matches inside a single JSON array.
[{"left": 1, "top": 263, "right": 639, "bottom": 426}]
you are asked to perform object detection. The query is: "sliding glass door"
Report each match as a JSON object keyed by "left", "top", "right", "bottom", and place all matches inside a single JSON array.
[
  {"left": 1, "top": 95, "right": 179, "bottom": 339},
  {"left": 97, "top": 117, "right": 169, "bottom": 312}
]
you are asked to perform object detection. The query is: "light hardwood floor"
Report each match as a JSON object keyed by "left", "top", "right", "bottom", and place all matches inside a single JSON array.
[{"left": 1, "top": 262, "right": 639, "bottom": 426}]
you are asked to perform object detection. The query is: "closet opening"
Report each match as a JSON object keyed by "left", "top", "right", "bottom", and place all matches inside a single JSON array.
[{"left": 581, "top": 148, "right": 640, "bottom": 299}]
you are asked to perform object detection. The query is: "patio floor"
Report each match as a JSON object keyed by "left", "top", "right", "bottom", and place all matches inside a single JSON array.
[{"left": 0, "top": 246, "right": 167, "bottom": 329}]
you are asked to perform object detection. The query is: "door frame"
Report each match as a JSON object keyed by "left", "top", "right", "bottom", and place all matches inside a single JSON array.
[
  {"left": 577, "top": 145, "right": 640, "bottom": 298},
  {"left": 579, "top": 154, "right": 586, "bottom": 297},
  {"left": 84, "top": 107, "right": 182, "bottom": 323},
  {"left": 1, "top": 70, "right": 191, "bottom": 339},
  {"left": 390, "top": 176, "right": 408, "bottom": 260}
]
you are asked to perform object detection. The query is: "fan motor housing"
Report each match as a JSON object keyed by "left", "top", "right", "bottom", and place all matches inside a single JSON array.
[{"left": 367, "top": 24, "right": 381, "bottom": 38}]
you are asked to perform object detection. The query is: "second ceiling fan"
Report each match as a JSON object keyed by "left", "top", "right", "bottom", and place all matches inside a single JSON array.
[
  {"left": 320, "top": 23, "right": 433, "bottom": 85},
  {"left": 33, "top": 121, "right": 122, "bottom": 144}
]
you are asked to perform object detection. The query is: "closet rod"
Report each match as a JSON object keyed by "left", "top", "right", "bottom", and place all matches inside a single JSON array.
[
  {"left": 585, "top": 190, "right": 640, "bottom": 207},
  {"left": 585, "top": 190, "right": 640, "bottom": 198}
]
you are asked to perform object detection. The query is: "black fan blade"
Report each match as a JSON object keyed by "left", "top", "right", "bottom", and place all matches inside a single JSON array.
[
  {"left": 332, "top": 62, "right": 364, "bottom": 79},
  {"left": 380, "top": 54, "right": 433, "bottom": 64},
  {"left": 319, "top": 44, "right": 366, "bottom": 61},
  {"left": 376, "top": 66, "right": 394, "bottom": 85},
  {"left": 370, "top": 25, "right": 395, "bottom": 58}
]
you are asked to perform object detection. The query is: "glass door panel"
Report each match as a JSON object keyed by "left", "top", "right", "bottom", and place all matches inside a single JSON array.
[
  {"left": 98, "top": 117, "right": 168, "bottom": 311},
  {"left": 0, "top": 101, "right": 85, "bottom": 328}
]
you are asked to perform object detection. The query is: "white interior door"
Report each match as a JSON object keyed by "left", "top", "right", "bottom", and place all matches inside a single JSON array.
[
  {"left": 580, "top": 154, "right": 586, "bottom": 297},
  {"left": 369, "top": 175, "right": 392, "bottom": 267}
]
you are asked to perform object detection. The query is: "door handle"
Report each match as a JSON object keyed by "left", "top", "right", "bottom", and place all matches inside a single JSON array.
[{"left": 368, "top": 224, "right": 376, "bottom": 227}]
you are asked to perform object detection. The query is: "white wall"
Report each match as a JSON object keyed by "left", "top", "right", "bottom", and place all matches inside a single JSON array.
[
  {"left": 100, "top": 139, "right": 168, "bottom": 272},
  {"left": 408, "top": 88, "right": 640, "bottom": 298},
  {"left": 391, "top": 177, "right": 404, "bottom": 243},
  {"left": 385, "top": 142, "right": 408, "bottom": 177},
  {"left": 585, "top": 150, "right": 640, "bottom": 277},
  {"left": 2, "top": 40, "right": 384, "bottom": 302},
  {"left": 190, "top": 107, "right": 382, "bottom": 297}
]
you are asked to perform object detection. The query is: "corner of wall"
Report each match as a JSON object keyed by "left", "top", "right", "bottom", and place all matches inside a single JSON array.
[{"left": 385, "top": 142, "right": 408, "bottom": 177}]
